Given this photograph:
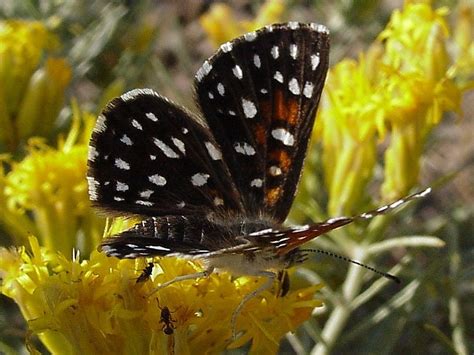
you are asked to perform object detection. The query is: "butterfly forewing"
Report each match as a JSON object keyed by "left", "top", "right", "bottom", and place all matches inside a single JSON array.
[
  {"left": 87, "top": 89, "right": 243, "bottom": 217},
  {"left": 195, "top": 23, "right": 329, "bottom": 222},
  {"left": 241, "top": 188, "right": 432, "bottom": 256}
]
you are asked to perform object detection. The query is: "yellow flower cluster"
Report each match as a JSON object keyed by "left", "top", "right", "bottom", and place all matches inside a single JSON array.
[
  {"left": 200, "top": 0, "right": 285, "bottom": 46},
  {"left": 0, "top": 20, "right": 71, "bottom": 151},
  {"left": 1, "top": 107, "right": 104, "bottom": 256},
  {"left": 0, "top": 237, "right": 322, "bottom": 354},
  {"left": 317, "top": 1, "right": 471, "bottom": 214}
]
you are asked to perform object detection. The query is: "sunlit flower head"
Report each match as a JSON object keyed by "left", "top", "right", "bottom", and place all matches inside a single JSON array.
[
  {"left": 315, "top": 56, "right": 381, "bottom": 215},
  {"left": 314, "top": 0, "right": 468, "bottom": 210},
  {"left": 200, "top": 0, "right": 285, "bottom": 47},
  {"left": 2, "top": 108, "right": 103, "bottom": 255},
  {"left": 0, "top": 19, "right": 70, "bottom": 150},
  {"left": 378, "top": 1, "right": 464, "bottom": 200},
  {"left": 0, "top": 237, "right": 322, "bottom": 354}
]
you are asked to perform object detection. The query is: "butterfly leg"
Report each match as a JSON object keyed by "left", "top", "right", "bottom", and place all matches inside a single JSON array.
[
  {"left": 276, "top": 270, "right": 290, "bottom": 297},
  {"left": 231, "top": 270, "right": 276, "bottom": 339},
  {"left": 148, "top": 266, "right": 215, "bottom": 297}
]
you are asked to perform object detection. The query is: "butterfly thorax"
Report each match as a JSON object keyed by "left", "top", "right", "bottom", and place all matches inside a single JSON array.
[{"left": 203, "top": 213, "right": 307, "bottom": 275}]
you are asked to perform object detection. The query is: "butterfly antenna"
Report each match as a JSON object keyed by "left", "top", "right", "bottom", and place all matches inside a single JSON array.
[{"left": 299, "top": 248, "right": 401, "bottom": 284}]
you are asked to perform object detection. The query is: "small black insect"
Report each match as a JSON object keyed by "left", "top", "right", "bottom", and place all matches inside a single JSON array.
[
  {"left": 159, "top": 305, "right": 177, "bottom": 335},
  {"left": 136, "top": 262, "right": 154, "bottom": 283}
]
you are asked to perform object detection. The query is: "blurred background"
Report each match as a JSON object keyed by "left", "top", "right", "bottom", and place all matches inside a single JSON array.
[{"left": 0, "top": 0, "right": 472, "bottom": 354}]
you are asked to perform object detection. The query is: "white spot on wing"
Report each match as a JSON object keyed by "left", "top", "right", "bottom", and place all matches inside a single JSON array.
[
  {"left": 131, "top": 119, "right": 143, "bottom": 130},
  {"left": 149, "top": 174, "right": 167, "bottom": 186},
  {"left": 139, "top": 190, "right": 154, "bottom": 198},
  {"left": 269, "top": 166, "right": 282, "bottom": 176},
  {"left": 172, "top": 137, "right": 186, "bottom": 154},
  {"left": 146, "top": 112, "right": 158, "bottom": 122},
  {"left": 94, "top": 115, "right": 107, "bottom": 133},
  {"left": 288, "top": 78, "right": 300, "bottom": 95},
  {"left": 116, "top": 181, "right": 129, "bottom": 191},
  {"left": 220, "top": 42, "right": 233, "bottom": 53},
  {"left": 271, "top": 128, "right": 295, "bottom": 146},
  {"left": 150, "top": 155, "right": 156, "bottom": 160},
  {"left": 153, "top": 138, "right": 179, "bottom": 158},
  {"left": 271, "top": 46, "right": 279, "bottom": 59},
  {"left": 148, "top": 245, "right": 171, "bottom": 251},
  {"left": 253, "top": 54, "right": 261, "bottom": 68},
  {"left": 326, "top": 217, "right": 348, "bottom": 224},
  {"left": 250, "top": 178, "right": 263, "bottom": 188},
  {"left": 274, "top": 71, "right": 283, "bottom": 83},
  {"left": 234, "top": 142, "right": 256, "bottom": 156},
  {"left": 249, "top": 228, "right": 273, "bottom": 236},
  {"left": 390, "top": 200, "right": 404, "bottom": 209},
  {"left": 196, "top": 60, "right": 212, "bottom": 82},
  {"left": 176, "top": 201, "right": 185, "bottom": 208},
  {"left": 310, "top": 23, "right": 329, "bottom": 34},
  {"left": 120, "top": 134, "right": 133, "bottom": 146},
  {"left": 87, "top": 177, "right": 100, "bottom": 200},
  {"left": 290, "top": 44, "right": 298, "bottom": 59},
  {"left": 88, "top": 146, "right": 98, "bottom": 162},
  {"left": 311, "top": 53, "right": 320, "bottom": 70},
  {"left": 136, "top": 200, "right": 154, "bottom": 206},
  {"left": 260, "top": 88, "right": 268, "bottom": 94},
  {"left": 244, "top": 31, "right": 257, "bottom": 41},
  {"left": 120, "top": 88, "right": 157, "bottom": 101},
  {"left": 233, "top": 65, "right": 243, "bottom": 79},
  {"left": 191, "top": 173, "right": 210, "bottom": 186},
  {"left": 303, "top": 82, "right": 314, "bottom": 98},
  {"left": 241, "top": 98, "right": 257, "bottom": 118},
  {"left": 114, "top": 196, "right": 124, "bottom": 201},
  {"left": 288, "top": 21, "right": 299, "bottom": 30},
  {"left": 292, "top": 225, "right": 310, "bottom": 233},
  {"left": 115, "top": 158, "right": 130, "bottom": 170},
  {"left": 376, "top": 205, "right": 389, "bottom": 213},
  {"left": 217, "top": 83, "right": 225, "bottom": 96},
  {"left": 208, "top": 92, "right": 214, "bottom": 99},
  {"left": 205, "top": 141, "right": 222, "bottom": 160}
]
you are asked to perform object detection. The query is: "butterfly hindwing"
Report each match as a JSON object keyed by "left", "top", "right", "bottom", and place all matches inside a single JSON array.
[
  {"left": 101, "top": 215, "right": 242, "bottom": 258},
  {"left": 87, "top": 89, "right": 243, "bottom": 217},
  {"left": 195, "top": 23, "right": 330, "bottom": 222}
]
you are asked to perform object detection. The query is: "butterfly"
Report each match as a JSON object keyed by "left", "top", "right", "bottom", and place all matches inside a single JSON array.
[{"left": 87, "top": 22, "right": 430, "bottom": 337}]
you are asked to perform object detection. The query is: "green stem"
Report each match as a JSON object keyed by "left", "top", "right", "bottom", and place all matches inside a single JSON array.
[
  {"left": 311, "top": 247, "right": 367, "bottom": 355},
  {"left": 447, "top": 222, "right": 469, "bottom": 355}
]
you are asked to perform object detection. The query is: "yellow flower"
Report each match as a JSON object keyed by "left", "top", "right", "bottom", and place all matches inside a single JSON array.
[
  {"left": 379, "top": 1, "right": 464, "bottom": 200},
  {"left": 2, "top": 108, "right": 104, "bottom": 255},
  {"left": 315, "top": 0, "right": 469, "bottom": 209},
  {"left": 0, "top": 20, "right": 70, "bottom": 150},
  {"left": 315, "top": 56, "right": 381, "bottom": 215},
  {"left": 200, "top": 0, "right": 285, "bottom": 46},
  {"left": 0, "top": 236, "right": 322, "bottom": 354},
  {"left": 16, "top": 58, "right": 72, "bottom": 139},
  {"left": 0, "top": 158, "right": 38, "bottom": 245},
  {"left": 451, "top": 1, "right": 474, "bottom": 90}
]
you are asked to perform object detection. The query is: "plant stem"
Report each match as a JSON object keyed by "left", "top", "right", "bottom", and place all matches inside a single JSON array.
[{"left": 311, "top": 248, "right": 367, "bottom": 355}]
